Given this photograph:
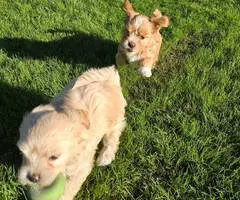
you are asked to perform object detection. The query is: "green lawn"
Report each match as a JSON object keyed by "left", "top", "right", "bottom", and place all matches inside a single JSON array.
[{"left": 0, "top": 0, "right": 239, "bottom": 199}]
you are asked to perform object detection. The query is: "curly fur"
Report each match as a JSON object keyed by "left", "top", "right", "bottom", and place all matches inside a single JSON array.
[
  {"left": 17, "top": 66, "right": 127, "bottom": 200},
  {"left": 116, "top": 0, "right": 169, "bottom": 77}
]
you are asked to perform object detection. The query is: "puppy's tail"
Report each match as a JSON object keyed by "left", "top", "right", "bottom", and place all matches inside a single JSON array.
[{"left": 73, "top": 65, "right": 121, "bottom": 89}]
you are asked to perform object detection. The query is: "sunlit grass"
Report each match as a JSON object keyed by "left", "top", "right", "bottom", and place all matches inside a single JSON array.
[{"left": 0, "top": 0, "right": 239, "bottom": 199}]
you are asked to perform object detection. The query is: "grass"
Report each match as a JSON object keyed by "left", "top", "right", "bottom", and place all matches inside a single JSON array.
[{"left": 0, "top": 0, "right": 239, "bottom": 199}]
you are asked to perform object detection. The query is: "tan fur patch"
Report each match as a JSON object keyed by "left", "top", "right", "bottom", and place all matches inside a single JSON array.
[
  {"left": 17, "top": 66, "right": 127, "bottom": 199},
  {"left": 116, "top": 0, "right": 170, "bottom": 77}
]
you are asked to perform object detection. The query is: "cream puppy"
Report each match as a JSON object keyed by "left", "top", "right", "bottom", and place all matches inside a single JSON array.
[
  {"left": 116, "top": 0, "right": 169, "bottom": 77},
  {"left": 17, "top": 66, "right": 127, "bottom": 200}
]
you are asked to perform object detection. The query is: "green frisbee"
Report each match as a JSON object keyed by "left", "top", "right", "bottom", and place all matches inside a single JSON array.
[{"left": 29, "top": 173, "right": 66, "bottom": 200}]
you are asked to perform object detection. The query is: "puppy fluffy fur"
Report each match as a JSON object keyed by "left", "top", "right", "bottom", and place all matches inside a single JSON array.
[
  {"left": 17, "top": 66, "right": 127, "bottom": 200},
  {"left": 116, "top": 0, "right": 169, "bottom": 77}
]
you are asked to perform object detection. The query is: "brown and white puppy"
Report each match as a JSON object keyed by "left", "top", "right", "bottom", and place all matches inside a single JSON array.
[
  {"left": 116, "top": 0, "right": 169, "bottom": 77},
  {"left": 17, "top": 66, "right": 127, "bottom": 200}
]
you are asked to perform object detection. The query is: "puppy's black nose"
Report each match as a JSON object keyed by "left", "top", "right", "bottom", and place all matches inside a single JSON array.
[
  {"left": 27, "top": 173, "right": 40, "bottom": 183},
  {"left": 128, "top": 41, "right": 136, "bottom": 48}
]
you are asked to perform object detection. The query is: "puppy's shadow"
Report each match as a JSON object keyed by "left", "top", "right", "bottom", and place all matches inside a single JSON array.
[
  {"left": 0, "top": 29, "right": 118, "bottom": 67},
  {"left": 0, "top": 81, "right": 49, "bottom": 200}
]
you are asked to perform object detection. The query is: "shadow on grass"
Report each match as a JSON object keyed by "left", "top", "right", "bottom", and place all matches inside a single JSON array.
[
  {"left": 0, "top": 81, "right": 49, "bottom": 200},
  {"left": 0, "top": 29, "right": 117, "bottom": 67}
]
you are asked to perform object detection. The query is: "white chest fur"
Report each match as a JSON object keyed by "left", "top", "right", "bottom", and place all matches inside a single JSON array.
[{"left": 126, "top": 52, "right": 142, "bottom": 63}]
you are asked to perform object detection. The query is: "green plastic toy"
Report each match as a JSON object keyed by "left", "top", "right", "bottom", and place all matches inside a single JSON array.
[{"left": 29, "top": 173, "right": 66, "bottom": 200}]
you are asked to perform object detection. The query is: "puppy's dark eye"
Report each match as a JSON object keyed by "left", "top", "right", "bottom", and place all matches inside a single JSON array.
[
  {"left": 49, "top": 155, "right": 58, "bottom": 161},
  {"left": 140, "top": 36, "right": 145, "bottom": 39}
]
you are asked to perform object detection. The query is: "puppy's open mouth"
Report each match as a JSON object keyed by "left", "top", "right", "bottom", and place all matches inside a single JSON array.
[{"left": 127, "top": 48, "right": 134, "bottom": 52}]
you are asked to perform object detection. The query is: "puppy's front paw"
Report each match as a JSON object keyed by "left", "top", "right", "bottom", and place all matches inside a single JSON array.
[
  {"left": 96, "top": 150, "right": 115, "bottom": 166},
  {"left": 139, "top": 67, "right": 152, "bottom": 77}
]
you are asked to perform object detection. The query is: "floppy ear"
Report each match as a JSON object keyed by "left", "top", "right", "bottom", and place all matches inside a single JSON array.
[
  {"left": 123, "top": 0, "right": 139, "bottom": 17},
  {"left": 24, "top": 104, "right": 54, "bottom": 122},
  {"left": 61, "top": 106, "right": 90, "bottom": 130},
  {"left": 151, "top": 9, "right": 169, "bottom": 31},
  {"left": 66, "top": 108, "right": 90, "bottom": 129},
  {"left": 78, "top": 109, "right": 90, "bottom": 129},
  {"left": 32, "top": 104, "right": 55, "bottom": 113},
  {"left": 19, "top": 104, "right": 55, "bottom": 138}
]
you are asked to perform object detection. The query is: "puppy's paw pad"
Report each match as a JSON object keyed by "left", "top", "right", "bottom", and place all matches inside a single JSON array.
[
  {"left": 139, "top": 67, "right": 152, "bottom": 77},
  {"left": 96, "top": 152, "right": 115, "bottom": 166}
]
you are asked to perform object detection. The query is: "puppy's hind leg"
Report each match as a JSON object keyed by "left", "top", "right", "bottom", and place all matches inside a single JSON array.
[{"left": 96, "top": 119, "right": 126, "bottom": 166}]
